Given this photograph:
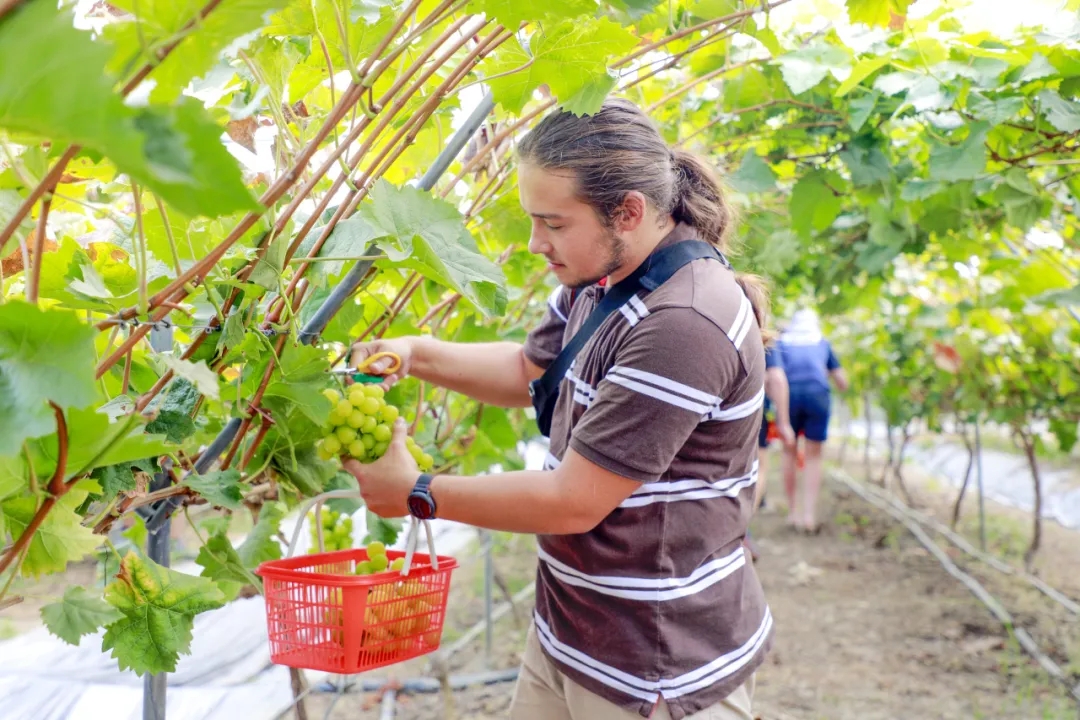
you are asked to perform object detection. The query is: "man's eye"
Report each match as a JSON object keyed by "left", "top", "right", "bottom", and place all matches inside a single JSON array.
[{"left": 545, "top": 223, "right": 562, "bottom": 230}]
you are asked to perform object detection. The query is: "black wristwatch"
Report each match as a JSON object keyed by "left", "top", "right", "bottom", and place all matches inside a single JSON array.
[{"left": 407, "top": 473, "right": 437, "bottom": 520}]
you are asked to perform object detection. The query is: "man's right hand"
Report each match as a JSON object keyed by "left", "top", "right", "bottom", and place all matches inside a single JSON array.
[{"left": 349, "top": 337, "right": 415, "bottom": 389}]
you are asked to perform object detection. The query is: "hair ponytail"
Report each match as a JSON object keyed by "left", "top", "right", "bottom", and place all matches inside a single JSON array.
[{"left": 519, "top": 98, "right": 772, "bottom": 340}]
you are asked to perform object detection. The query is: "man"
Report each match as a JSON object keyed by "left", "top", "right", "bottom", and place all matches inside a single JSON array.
[
  {"left": 777, "top": 308, "right": 848, "bottom": 532},
  {"left": 345, "top": 99, "right": 771, "bottom": 720}
]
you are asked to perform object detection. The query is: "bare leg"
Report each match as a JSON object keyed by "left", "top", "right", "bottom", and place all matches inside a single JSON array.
[
  {"left": 782, "top": 440, "right": 799, "bottom": 525},
  {"left": 802, "top": 440, "right": 826, "bottom": 530}
]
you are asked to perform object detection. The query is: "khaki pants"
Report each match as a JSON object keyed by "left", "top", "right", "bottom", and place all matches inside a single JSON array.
[{"left": 509, "top": 623, "right": 755, "bottom": 720}]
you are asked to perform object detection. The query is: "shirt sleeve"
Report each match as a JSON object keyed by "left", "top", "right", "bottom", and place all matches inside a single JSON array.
[
  {"left": 569, "top": 308, "right": 744, "bottom": 483},
  {"left": 825, "top": 341, "right": 841, "bottom": 371},
  {"left": 523, "top": 285, "right": 572, "bottom": 370}
]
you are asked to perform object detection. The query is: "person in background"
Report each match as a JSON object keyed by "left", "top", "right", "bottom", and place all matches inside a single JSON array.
[
  {"left": 743, "top": 345, "right": 794, "bottom": 561},
  {"left": 777, "top": 308, "right": 848, "bottom": 533}
]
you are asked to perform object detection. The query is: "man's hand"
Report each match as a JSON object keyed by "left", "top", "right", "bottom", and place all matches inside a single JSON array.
[
  {"left": 343, "top": 418, "right": 418, "bottom": 518},
  {"left": 350, "top": 337, "right": 415, "bottom": 390},
  {"left": 778, "top": 422, "right": 796, "bottom": 449}
]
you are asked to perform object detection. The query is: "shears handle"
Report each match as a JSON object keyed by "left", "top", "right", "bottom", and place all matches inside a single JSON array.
[{"left": 340, "top": 351, "right": 402, "bottom": 384}]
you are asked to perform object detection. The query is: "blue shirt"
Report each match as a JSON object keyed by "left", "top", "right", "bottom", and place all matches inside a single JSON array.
[{"left": 776, "top": 337, "right": 840, "bottom": 395}]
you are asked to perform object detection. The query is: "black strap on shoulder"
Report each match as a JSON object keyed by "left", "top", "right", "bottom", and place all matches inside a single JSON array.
[{"left": 530, "top": 240, "right": 728, "bottom": 438}]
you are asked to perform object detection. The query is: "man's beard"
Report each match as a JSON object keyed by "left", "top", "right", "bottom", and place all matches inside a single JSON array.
[{"left": 567, "top": 228, "right": 626, "bottom": 290}]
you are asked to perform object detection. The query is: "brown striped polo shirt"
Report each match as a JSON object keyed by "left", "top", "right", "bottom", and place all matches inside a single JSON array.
[{"left": 522, "top": 223, "right": 773, "bottom": 720}]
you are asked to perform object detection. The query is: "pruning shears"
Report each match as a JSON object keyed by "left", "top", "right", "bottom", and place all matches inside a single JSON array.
[{"left": 331, "top": 351, "right": 403, "bottom": 384}]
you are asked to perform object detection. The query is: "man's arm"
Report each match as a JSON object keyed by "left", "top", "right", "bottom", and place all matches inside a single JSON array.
[
  {"left": 764, "top": 367, "right": 793, "bottom": 442},
  {"left": 409, "top": 337, "right": 542, "bottom": 407},
  {"left": 830, "top": 368, "right": 850, "bottom": 392},
  {"left": 346, "top": 425, "right": 638, "bottom": 535}
]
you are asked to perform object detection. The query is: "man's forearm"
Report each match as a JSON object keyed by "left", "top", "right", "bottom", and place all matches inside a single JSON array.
[
  {"left": 429, "top": 470, "right": 589, "bottom": 534},
  {"left": 409, "top": 337, "right": 535, "bottom": 407}
]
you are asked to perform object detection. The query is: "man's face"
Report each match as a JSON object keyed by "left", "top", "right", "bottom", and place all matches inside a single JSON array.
[{"left": 518, "top": 163, "right": 625, "bottom": 289}]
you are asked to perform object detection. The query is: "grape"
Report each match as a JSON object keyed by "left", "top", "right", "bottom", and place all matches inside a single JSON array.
[
  {"left": 348, "top": 439, "right": 367, "bottom": 458},
  {"left": 367, "top": 541, "right": 386, "bottom": 557},
  {"left": 323, "top": 388, "right": 341, "bottom": 404},
  {"left": 356, "top": 560, "right": 373, "bottom": 575},
  {"left": 390, "top": 557, "right": 405, "bottom": 572},
  {"left": 335, "top": 426, "right": 357, "bottom": 444},
  {"left": 369, "top": 554, "right": 389, "bottom": 572},
  {"left": 347, "top": 409, "right": 366, "bottom": 429},
  {"left": 380, "top": 405, "right": 400, "bottom": 423},
  {"left": 373, "top": 442, "right": 389, "bottom": 457},
  {"left": 362, "top": 434, "right": 376, "bottom": 450},
  {"left": 421, "top": 453, "right": 434, "bottom": 470},
  {"left": 336, "top": 399, "right": 354, "bottom": 417},
  {"left": 323, "top": 435, "right": 342, "bottom": 455},
  {"left": 348, "top": 387, "right": 367, "bottom": 406},
  {"left": 363, "top": 385, "right": 385, "bottom": 399},
  {"left": 360, "top": 415, "right": 378, "bottom": 433},
  {"left": 359, "top": 397, "right": 381, "bottom": 416},
  {"left": 373, "top": 424, "right": 392, "bottom": 443}
]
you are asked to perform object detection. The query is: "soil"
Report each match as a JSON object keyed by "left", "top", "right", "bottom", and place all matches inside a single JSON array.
[{"left": 298, "top": 457, "right": 1079, "bottom": 720}]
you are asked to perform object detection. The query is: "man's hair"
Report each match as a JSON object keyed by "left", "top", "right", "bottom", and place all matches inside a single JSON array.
[{"left": 518, "top": 98, "right": 770, "bottom": 337}]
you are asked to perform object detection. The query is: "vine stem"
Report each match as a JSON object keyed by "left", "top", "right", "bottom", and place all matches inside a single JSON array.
[
  {"left": 0, "top": 0, "right": 226, "bottom": 251},
  {"left": 25, "top": 189, "right": 52, "bottom": 304},
  {"left": 0, "top": 404, "right": 69, "bottom": 578}
]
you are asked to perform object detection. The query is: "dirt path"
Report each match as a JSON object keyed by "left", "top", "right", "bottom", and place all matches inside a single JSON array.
[
  {"left": 287, "top": 469, "right": 1080, "bottom": 720},
  {"left": 749, "top": 471, "right": 1072, "bottom": 720}
]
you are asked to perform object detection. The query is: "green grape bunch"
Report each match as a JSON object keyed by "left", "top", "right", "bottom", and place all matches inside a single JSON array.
[
  {"left": 307, "top": 507, "right": 353, "bottom": 553},
  {"left": 354, "top": 541, "right": 406, "bottom": 575},
  {"left": 317, "top": 385, "right": 435, "bottom": 471}
]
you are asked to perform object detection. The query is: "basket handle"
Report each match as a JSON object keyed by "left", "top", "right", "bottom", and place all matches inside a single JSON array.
[{"left": 284, "top": 490, "right": 439, "bottom": 576}]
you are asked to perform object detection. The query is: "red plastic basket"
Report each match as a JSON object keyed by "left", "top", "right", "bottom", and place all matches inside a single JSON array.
[{"left": 256, "top": 547, "right": 458, "bottom": 674}]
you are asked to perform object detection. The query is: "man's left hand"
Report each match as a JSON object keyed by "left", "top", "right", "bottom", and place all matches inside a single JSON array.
[{"left": 342, "top": 418, "right": 418, "bottom": 518}]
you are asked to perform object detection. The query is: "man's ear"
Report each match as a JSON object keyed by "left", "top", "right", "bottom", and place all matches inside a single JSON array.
[{"left": 613, "top": 191, "right": 648, "bottom": 233}]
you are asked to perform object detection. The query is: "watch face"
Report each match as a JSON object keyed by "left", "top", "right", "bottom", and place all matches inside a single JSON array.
[{"left": 408, "top": 494, "right": 433, "bottom": 519}]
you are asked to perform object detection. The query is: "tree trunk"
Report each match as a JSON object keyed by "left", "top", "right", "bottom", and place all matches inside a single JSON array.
[
  {"left": 879, "top": 424, "right": 895, "bottom": 488},
  {"left": 951, "top": 424, "right": 975, "bottom": 530},
  {"left": 894, "top": 423, "right": 915, "bottom": 506},
  {"left": 1019, "top": 430, "right": 1043, "bottom": 572}
]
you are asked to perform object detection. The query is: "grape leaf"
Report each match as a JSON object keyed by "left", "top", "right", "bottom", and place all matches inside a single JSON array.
[
  {"left": 362, "top": 180, "right": 507, "bottom": 316},
  {"left": 835, "top": 57, "right": 890, "bottom": 97},
  {"left": 0, "top": 2, "right": 258, "bottom": 218},
  {"left": 41, "top": 586, "right": 124, "bottom": 646},
  {"left": 265, "top": 381, "right": 333, "bottom": 426},
  {"left": 790, "top": 171, "right": 843, "bottom": 237},
  {"left": 2, "top": 480, "right": 102, "bottom": 577},
  {"left": 146, "top": 378, "right": 200, "bottom": 444},
  {"left": 846, "top": 0, "right": 912, "bottom": 27},
  {"left": 469, "top": 0, "right": 598, "bottom": 31},
  {"left": 183, "top": 470, "right": 244, "bottom": 510},
  {"left": 775, "top": 44, "right": 850, "bottom": 96},
  {"left": 106, "top": 0, "right": 289, "bottom": 103},
  {"left": 364, "top": 510, "right": 402, "bottom": 546},
  {"left": 848, "top": 92, "right": 878, "bottom": 132},
  {"left": 481, "top": 18, "right": 638, "bottom": 115},
  {"left": 237, "top": 501, "right": 286, "bottom": 567},
  {"left": 217, "top": 313, "right": 247, "bottom": 355},
  {"left": 839, "top": 138, "right": 891, "bottom": 187},
  {"left": 0, "top": 302, "right": 97, "bottom": 455},
  {"left": 730, "top": 151, "right": 778, "bottom": 194},
  {"left": 0, "top": 454, "right": 27, "bottom": 502},
  {"left": 324, "top": 471, "right": 364, "bottom": 515},
  {"left": 296, "top": 215, "right": 382, "bottom": 280},
  {"left": 160, "top": 357, "right": 220, "bottom": 401},
  {"left": 968, "top": 93, "right": 1023, "bottom": 125},
  {"left": 102, "top": 552, "right": 226, "bottom": 676},
  {"left": 928, "top": 123, "right": 989, "bottom": 182},
  {"left": 1037, "top": 90, "right": 1080, "bottom": 132},
  {"left": 560, "top": 72, "right": 619, "bottom": 117},
  {"left": 196, "top": 532, "right": 261, "bottom": 595}
]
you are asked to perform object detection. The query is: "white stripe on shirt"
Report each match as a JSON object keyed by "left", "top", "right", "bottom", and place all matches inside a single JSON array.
[
  {"left": 605, "top": 366, "right": 717, "bottom": 414},
  {"left": 620, "top": 463, "right": 757, "bottom": 509},
  {"left": 539, "top": 545, "right": 746, "bottom": 602},
  {"left": 532, "top": 608, "right": 772, "bottom": 701},
  {"left": 727, "top": 293, "right": 753, "bottom": 349},
  {"left": 703, "top": 386, "right": 765, "bottom": 423}
]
